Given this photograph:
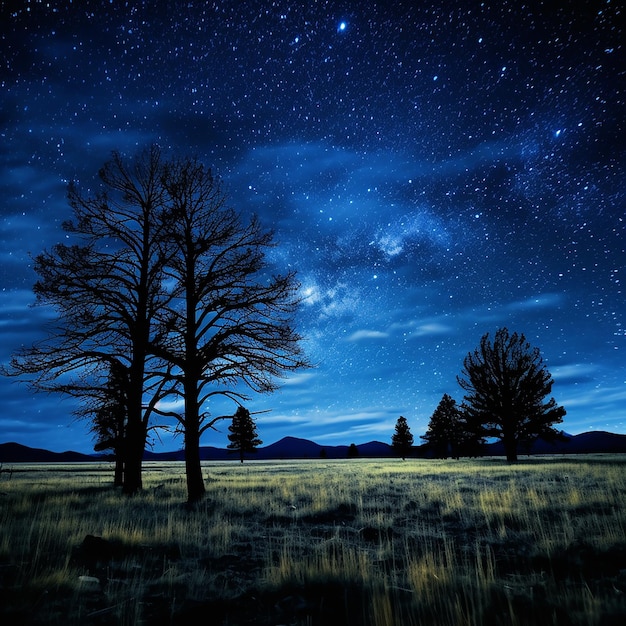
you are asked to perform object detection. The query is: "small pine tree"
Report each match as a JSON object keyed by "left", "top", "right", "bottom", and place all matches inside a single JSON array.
[
  {"left": 391, "top": 416, "right": 414, "bottom": 460},
  {"left": 347, "top": 443, "right": 359, "bottom": 459},
  {"left": 90, "top": 364, "right": 128, "bottom": 486},
  {"left": 227, "top": 407, "right": 262, "bottom": 463}
]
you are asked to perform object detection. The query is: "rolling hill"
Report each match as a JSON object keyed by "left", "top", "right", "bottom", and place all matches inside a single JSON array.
[
  {"left": 1, "top": 431, "right": 626, "bottom": 463},
  {"left": 0, "top": 442, "right": 97, "bottom": 463}
]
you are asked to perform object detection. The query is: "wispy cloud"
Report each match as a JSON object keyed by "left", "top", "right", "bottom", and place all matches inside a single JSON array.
[
  {"left": 261, "top": 408, "right": 391, "bottom": 430},
  {"left": 346, "top": 329, "right": 390, "bottom": 341},
  {"left": 506, "top": 293, "right": 564, "bottom": 311},
  {"left": 0, "top": 289, "right": 37, "bottom": 313},
  {"left": 552, "top": 363, "right": 599, "bottom": 382},
  {"left": 388, "top": 317, "right": 454, "bottom": 338},
  {"left": 558, "top": 385, "right": 626, "bottom": 410},
  {"left": 281, "top": 372, "right": 318, "bottom": 386},
  {"left": 408, "top": 322, "right": 452, "bottom": 338}
]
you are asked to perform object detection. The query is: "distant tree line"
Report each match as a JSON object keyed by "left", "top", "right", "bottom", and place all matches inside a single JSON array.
[
  {"left": 5, "top": 146, "right": 308, "bottom": 503},
  {"left": 393, "top": 328, "right": 566, "bottom": 463}
]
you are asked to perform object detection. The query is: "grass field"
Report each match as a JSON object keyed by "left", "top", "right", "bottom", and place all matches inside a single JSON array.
[{"left": 1, "top": 456, "right": 626, "bottom": 625}]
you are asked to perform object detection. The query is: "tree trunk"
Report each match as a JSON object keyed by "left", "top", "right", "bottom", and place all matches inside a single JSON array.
[
  {"left": 123, "top": 414, "right": 146, "bottom": 495},
  {"left": 503, "top": 435, "right": 518, "bottom": 463},
  {"left": 183, "top": 381, "right": 205, "bottom": 503},
  {"left": 123, "top": 443, "right": 143, "bottom": 494},
  {"left": 113, "top": 449, "right": 124, "bottom": 487},
  {"left": 185, "top": 424, "right": 205, "bottom": 503}
]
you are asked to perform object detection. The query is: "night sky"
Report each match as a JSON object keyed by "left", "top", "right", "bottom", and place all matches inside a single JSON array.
[{"left": 1, "top": 1, "right": 624, "bottom": 454}]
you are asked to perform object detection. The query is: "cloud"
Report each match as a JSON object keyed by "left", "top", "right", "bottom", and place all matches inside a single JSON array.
[
  {"left": 313, "top": 412, "right": 400, "bottom": 442},
  {"left": 347, "top": 329, "right": 390, "bottom": 341},
  {"left": 450, "top": 293, "right": 566, "bottom": 331},
  {"left": 557, "top": 385, "right": 626, "bottom": 412},
  {"left": 234, "top": 140, "right": 527, "bottom": 208},
  {"left": 506, "top": 293, "right": 564, "bottom": 311},
  {"left": 0, "top": 289, "right": 38, "bottom": 313},
  {"left": 408, "top": 322, "right": 453, "bottom": 338},
  {"left": 341, "top": 317, "right": 453, "bottom": 345},
  {"left": 552, "top": 363, "right": 599, "bottom": 383},
  {"left": 155, "top": 398, "right": 185, "bottom": 414},
  {"left": 281, "top": 372, "right": 318, "bottom": 386},
  {"left": 429, "top": 140, "right": 526, "bottom": 178},
  {"left": 387, "top": 317, "right": 454, "bottom": 339},
  {"left": 336, "top": 421, "right": 398, "bottom": 438},
  {"left": 0, "top": 291, "right": 56, "bottom": 361},
  {"left": 272, "top": 408, "right": 389, "bottom": 428}
]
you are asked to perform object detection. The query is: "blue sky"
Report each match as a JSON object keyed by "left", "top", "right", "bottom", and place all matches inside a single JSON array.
[{"left": 1, "top": 1, "right": 624, "bottom": 453}]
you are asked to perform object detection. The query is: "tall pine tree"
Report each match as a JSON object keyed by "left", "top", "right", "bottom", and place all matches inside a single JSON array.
[
  {"left": 422, "top": 394, "right": 461, "bottom": 459},
  {"left": 391, "top": 416, "right": 414, "bottom": 460}
]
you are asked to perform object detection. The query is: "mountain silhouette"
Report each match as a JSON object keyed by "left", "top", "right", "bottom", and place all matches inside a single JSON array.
[
  {"left": 0, "top": 442, "right": 96, "bottom": 463},
  {"left": 1, "top": 431, "right": 625, "bottom": 463}
]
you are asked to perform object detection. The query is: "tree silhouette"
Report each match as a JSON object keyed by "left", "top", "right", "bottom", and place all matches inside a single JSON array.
[
  {"left": 89, "top": 363, "right": 128, "bottom": 486},
  {"left": 458, "top": 328, "right": 566, "bottom": 463},
  {"left": 347, "top": 443, "right": 359, "bottom": 459},
  {"left": 391, "top": 416, "right": 414, "bottom": 460},
  {"left": 422, "top": 394, "right": 461, "bottom": 459},
  {"left": 227, "top": 407, "right": 263, "bottom": 463},
  {"left": 454, "top": 407, "right": 487, "bottom": 458},
  {"left": 5, "top": 148, "right": 307, "bottom": 501},
  {"left": 6, "top": 147, "right": 173, "bottom": 495},
  {"left": 155, "top": 157, "right": 308, "bottom": 502}
]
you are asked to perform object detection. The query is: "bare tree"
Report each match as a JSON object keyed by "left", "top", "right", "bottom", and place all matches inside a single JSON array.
[
  {"left": 5, "top": 148, "right": 308, "bottom": 501},
  {"left": 6, "top": 146, "right": 173, "bottom": 494},
  {"left": 156, "top": 157, "right": 308, "bottom": 502},
  {"left": 458, "top": 328, "right": 566, "bottom": 463}
]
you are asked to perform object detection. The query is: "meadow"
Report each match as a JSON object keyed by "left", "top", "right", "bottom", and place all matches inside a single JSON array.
[{"left": 1, "top": 456, "right": 625, "bottom": 625}]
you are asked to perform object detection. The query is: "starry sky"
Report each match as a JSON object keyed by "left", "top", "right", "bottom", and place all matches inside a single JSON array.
[{"left": 1, "top": 1, "right": 624, "bottom": 454}]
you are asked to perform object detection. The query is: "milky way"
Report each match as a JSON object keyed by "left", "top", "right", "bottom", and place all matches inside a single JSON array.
[{"left": 1, "top": 1, "right": 624, "bottom": 452}]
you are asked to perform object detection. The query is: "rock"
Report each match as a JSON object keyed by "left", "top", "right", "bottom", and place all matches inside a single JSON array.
[
  {"left": 74, "top": 534, "right": 121, "bottom": 581},
  {"left": 80, "top": 534, "right": 114, "bottom": 566},
  {"left": 359, "top": 526, "right": 393, "bottom": 543},
  {"left": 78, "top": 575, "right": 101, "bottom": 590}
]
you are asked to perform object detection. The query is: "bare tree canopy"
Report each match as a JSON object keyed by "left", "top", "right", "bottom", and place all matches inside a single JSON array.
[
  {"left": 5, "top": 147, "right": 308, "bottom": 500},
  {"left": 6, "top": 146, "right": 173, "bottom": 494},
  {"left": 157, "top": 156, "right": 308, "bottom": 502}
]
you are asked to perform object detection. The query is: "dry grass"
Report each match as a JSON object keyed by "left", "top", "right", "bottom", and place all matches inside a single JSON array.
[{"left": 1, "top": 456, "right": 626, "bottom": 625}]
